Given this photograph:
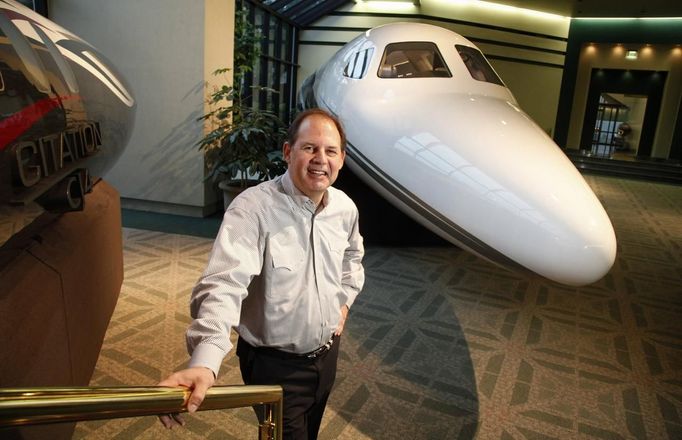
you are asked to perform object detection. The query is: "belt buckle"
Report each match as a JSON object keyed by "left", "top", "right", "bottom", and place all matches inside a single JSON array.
[
  {"left": 306, "top": 336, "right": 334, "bottom": 359},
  {"left": 306, "top": 348, "right": 321, "bottom": 359}
]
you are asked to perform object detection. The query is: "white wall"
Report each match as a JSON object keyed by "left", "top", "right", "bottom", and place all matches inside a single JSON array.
[
  {"left": 50, "top": 0, "right": 234, "bottom": 215},
  {"left": 298, "top": 0, "right": 570, "bottom": 135}
]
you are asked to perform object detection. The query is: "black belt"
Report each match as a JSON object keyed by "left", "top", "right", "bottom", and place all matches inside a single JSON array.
[
  {"left": 240, "top": 335, "right": 336, "bottom": 361},
  {"left": 303, "top": 335, "right": 336, "bottom": 359}
]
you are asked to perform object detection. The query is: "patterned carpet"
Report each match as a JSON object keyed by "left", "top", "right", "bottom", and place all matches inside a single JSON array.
[{"left": 73, "top": 175, "right": 682, "bottom": 439}]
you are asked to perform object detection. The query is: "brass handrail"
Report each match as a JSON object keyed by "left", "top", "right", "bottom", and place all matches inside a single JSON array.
[{"left": 0, "top": 385, "right": 283, "bottom": 440}]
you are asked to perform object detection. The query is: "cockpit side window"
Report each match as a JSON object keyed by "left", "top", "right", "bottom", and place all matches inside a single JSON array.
[
  {"left": 455, "top": 45, "right": 504, "bottom": 86},
  {"left": 378, "top": 42, "right": 451, "bottom": 79},
  {"left": 344, "top": 48, "right": 374, "bottom": 79}
]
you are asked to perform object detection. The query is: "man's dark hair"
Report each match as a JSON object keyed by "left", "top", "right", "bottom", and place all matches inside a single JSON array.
[{"left": 286, "top": 108, "right": 347, "bottom": 152}]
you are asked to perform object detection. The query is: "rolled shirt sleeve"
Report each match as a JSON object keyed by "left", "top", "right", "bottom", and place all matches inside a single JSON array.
[{"left": 186, "top": 205, "right": 263, "bottom": 377}]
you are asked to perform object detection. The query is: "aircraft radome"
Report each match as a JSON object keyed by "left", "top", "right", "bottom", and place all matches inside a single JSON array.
[
  {"left": 299, "top": 22, "right": 616, "bottom": 286},
  {"left": 0, "top": 0, "right": 135, "bottom": 212}
]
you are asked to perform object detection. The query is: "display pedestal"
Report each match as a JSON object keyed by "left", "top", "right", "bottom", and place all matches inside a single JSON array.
[{"left": 0, "top": 180, "right": 123, "bottom": 439}]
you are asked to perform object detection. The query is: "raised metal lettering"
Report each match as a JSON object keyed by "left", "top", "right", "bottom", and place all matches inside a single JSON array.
[
  {"left": 14, "top": 141, "right": 41, "bottom": 187},
  {"left": 82, "top": 124, "right": 96, "bottom": 153},
  {"left": 38, "top": 133, "right": 62, "bottom": 176}
]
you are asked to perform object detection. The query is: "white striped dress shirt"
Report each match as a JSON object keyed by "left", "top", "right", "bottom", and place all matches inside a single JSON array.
[{"left": 186, "top": 170, "right": 365, "bottom": 376}]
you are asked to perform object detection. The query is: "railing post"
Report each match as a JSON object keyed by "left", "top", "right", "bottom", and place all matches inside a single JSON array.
[
  {"left": 258, "top": 401, "right": 283, "bottom": 440},
  {"left": 258, "top": 405, "right": 274, "bottom": 440}
]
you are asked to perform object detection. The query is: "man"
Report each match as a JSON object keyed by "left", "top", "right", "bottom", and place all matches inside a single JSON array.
[{"left": 159, "top": 108, "right": 365, "bottom": 439}]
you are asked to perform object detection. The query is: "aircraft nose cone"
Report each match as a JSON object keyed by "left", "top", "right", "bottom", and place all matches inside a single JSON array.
[
  {"left": 568, "top": 218, "right": 617, "bottom": 286},
  {"left": 436, "top": 95, "right": 617, "bottom": 285},
  {"left": 345, "top": 93, "right": 617, "bottom": 286},
  {"left": 533, "top": 184, "right": 616, "bottom": 286}
]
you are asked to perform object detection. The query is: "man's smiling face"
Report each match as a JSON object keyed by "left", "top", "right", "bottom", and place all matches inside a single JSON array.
[{"left": 283, "top": 114, "right": 345, "bottom": 205}]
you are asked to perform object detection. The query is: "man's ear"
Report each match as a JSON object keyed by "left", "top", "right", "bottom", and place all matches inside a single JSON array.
[{"left": 283, "top": 142, "right": 291, "bottom": 163}]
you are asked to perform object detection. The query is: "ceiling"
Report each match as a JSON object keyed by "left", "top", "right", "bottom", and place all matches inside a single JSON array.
[
  {"left": 499, "top": 0, "right": 682, "bottom": 18},
  {"left": 262, "top": 0, "right": 350, "bottom": 27},
  {"left": 261, "top": 0, "right": 682, "bottom": 27}
]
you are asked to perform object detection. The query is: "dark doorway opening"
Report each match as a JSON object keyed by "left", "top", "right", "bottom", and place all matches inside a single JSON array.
[{"left": 581, "top": 69, "right": 667, "bottom": 159}]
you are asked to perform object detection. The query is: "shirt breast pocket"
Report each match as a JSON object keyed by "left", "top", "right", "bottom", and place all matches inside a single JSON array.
[
  {"left": 329, "top": 242, "right": 346, "bottom": 258},
  {"left": 271, "top": 246, "right": 304, "bottom": 271},
  {"left": 326, "top": 236, "right": 348, "bottom": 277},
  {"left": 267, "top": 230, "right": 305, "bottom": 298}
]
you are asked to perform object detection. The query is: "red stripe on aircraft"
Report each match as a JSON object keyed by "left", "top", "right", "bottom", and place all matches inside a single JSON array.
[{"left": 0, "top": 95, "right": 80, "bottom": 151}]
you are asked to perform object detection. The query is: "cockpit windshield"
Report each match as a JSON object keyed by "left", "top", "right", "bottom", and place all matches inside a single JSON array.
[
  {"left": 456, "top": 45, "right": 504, "bottom": 86},
  {"left": 344, "top": 48, "right": 374, "bottom": 79},
  {"left": 378, "top": 42, "right": 451, "bottom": 78}
]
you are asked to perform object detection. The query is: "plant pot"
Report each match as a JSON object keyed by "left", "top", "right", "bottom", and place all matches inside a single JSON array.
[{"left": 218, "top": 179, "right": 257, "bottom": 210}]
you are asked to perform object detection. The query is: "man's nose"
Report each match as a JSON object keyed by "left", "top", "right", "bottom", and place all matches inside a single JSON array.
[{"left": 312, "top": 149, "right": 326, "bottom": 162}]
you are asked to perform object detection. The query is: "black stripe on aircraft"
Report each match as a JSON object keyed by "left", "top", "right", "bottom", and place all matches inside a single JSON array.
[
  {"left": 301, "top": 82, "right": 532, "bottom": 277},
  {"left": 343, "top": 139, "right": 532, "bottom": 275}
]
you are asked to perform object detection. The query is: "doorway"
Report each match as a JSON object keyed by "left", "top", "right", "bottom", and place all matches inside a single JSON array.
[
  {"left": 581, "top": 69, "right": 667, "bottom": 159},
  {"left": 591, "top": 93, "right": 648, "bottom": 159}
]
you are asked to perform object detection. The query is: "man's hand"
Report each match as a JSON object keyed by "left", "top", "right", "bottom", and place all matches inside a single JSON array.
[
  {"left": 157, "top": 367, "right": 215, "bottom": 429},
  {"left": 335, "top": 305, "right": 350, "bottom": 336}
]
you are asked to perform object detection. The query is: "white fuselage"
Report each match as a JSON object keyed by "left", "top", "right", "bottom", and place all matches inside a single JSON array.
[{"left": 303, "top": 22, "right": 616, "bottom": 286}]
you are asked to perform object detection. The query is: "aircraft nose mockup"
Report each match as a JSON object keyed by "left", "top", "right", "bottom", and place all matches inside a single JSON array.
[
  {"left": 341, "top": 92, "right": 616, "bottom": 286},
  {"left": 1, "top": 0, "right": 135, "bottom": 210},
  {"left": 304, "top": 22, "right": 617, "bottom": 286}
]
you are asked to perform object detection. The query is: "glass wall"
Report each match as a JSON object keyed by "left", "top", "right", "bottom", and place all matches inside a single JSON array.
[
  {"left": 17, "top": 0, "right": 48, "bottom": 16},
  {"left": 238, "top": 0, "right": 298, "bottom": 124}
]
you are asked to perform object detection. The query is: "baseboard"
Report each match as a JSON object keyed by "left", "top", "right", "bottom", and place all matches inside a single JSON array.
[{"left": 120, "top": 197, "right": 220, "bottom": 217}]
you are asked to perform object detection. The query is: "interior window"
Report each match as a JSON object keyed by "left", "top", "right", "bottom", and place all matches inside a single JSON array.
[
  {"left": 377, "top": 42, "right": 451, "bottom": 79},
  {"left": 344, "top": 48, "right": 374, "bottom": 79},
  {"left": 456, "top": 45, "right": 504, "bottom": 86}
]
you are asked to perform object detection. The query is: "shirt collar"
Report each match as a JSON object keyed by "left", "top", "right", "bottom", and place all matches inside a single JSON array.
[{"left": 281, "top": 170, "right": 330, "bottom": 214}]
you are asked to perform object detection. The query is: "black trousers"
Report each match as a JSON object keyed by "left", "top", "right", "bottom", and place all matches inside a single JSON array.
[{"left": 236, "top": 336, "right": 340, "bottom": 440}]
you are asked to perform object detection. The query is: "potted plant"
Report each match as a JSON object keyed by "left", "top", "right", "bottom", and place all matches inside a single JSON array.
[{"left": 197, "top": 8, "right": 287, "bottom": 208}]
